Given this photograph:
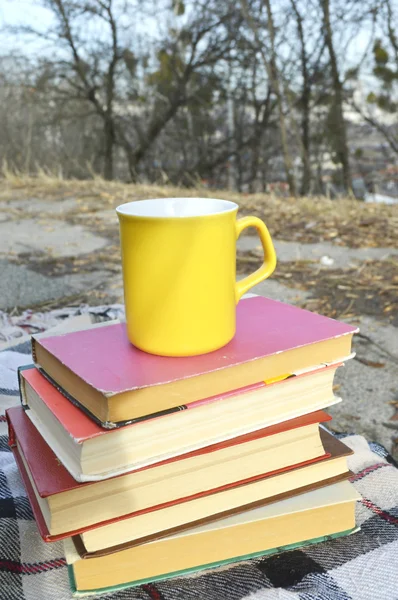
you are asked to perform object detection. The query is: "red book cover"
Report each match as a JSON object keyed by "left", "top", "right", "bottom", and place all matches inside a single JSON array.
[
  {"left": 6, "top": 407, "right": 351, "bottom": 542},
  {"left": 8, "top": 408, "right": 352, "bottom": 544},
  {"left": 6, "top": 405, "right": 331, "bottom": 497},
  {"left": 32, "top": 296, "right": 357, "bottom": 397},
  {"left": 20, "top": 365, "right": 339, "bottom": 444}
]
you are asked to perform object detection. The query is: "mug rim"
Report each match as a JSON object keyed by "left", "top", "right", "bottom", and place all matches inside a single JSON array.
[{"left": 116, "top": 197, "right": 238, "bottom": 219}]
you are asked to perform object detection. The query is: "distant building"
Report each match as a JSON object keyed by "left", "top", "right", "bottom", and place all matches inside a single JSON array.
[{"left": 364, "top": 193, "right": 398, "bottom": 205}]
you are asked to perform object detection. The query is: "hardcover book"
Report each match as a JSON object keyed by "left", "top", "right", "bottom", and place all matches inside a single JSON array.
[
  {"left": 20, "top": 363, "right": 344, "bottom": 481},
  {"left": 65, "top": 480, "right": 360, "bottom": 595},
  {"left": 31, "top": 296, "right": 358, "bottom": 426},
  {"left": 8, "top": 404, "right": 353, "bottom": 548},
  {"left": 7, "top": 405, "right": 329, "bottom": 534}
]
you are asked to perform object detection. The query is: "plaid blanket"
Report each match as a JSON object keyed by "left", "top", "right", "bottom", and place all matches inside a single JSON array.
[{"left": 1, "top": 340, "right": 398, "bottom": 600}]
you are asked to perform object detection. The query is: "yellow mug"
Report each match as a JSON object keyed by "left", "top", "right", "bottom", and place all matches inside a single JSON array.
[{"left": 116, "top": 198, "right": 276, "bottom": 356}]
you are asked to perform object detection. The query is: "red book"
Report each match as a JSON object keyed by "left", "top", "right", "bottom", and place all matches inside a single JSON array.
[
  {"left": 7, "top": 405, "right": 339, "bottom": 540},
  {"left": 31, "top": 296, "right": 357, "bottom": 426},
  {"left": 20, "top": 363, "right": 343, "bottom": 481}
]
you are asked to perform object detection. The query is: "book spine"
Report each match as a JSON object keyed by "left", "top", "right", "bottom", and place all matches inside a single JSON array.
[
  {"left": 6, "top": 410, "right": 16, "bottom": 448},
  {"left": 31, "top": 336, "right": 38, "bottom": 363},
  {"left": 35, "top": 368, "right": 188, "bottom": 429},
  {"left": 18, "top": 366, "right": 34, "bottom": 410},
  {"left": 35, "top": 367, "right": 116, "bottom": 428}
]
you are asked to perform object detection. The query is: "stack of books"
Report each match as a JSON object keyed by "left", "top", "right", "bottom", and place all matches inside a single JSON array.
[{"left": 7, "top": 296, "right": 361, "bottom": 596}]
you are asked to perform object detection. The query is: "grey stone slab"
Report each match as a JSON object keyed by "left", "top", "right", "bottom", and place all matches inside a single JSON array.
[
  {"left": 64, "top": 271, "right": 111, "bottom": 292},
  {"left": 77, "top": 209, "right": 116, "bottom": 221},
  {"left": 0, "top": 261, "right": 112, "bottom": 311},
  {"left": 0, "top": 219, "right": 107, "bottom": 258},
  {"left": 2, "top": 197, "right": 80, "bottom": 215},
  {"left": 100, "top": 273, "right": 124, "bottom": 304},
  {"left": 237, "top": 237, "right": 398, "bottom": 266},
  {"left": 330, "top": 315, "right": 398, "bottom": 453},
  {"left": 0, "top": 260, "right": 77, "bottom": 310},
  {"left": 248, "top": 279, "right": 310, "bottom": 304},
  {"left": 357, "top": 315, "right": 398, "bottom": 356}
]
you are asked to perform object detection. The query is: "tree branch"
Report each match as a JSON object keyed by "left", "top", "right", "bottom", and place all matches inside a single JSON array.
[{"left": 351, "top": 100, "right": 398, "bottom": 154}]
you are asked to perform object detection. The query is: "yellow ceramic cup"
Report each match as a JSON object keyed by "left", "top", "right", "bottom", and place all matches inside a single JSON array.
[{"left": 116, "top": 198, "right": 276, "bottom": 356}]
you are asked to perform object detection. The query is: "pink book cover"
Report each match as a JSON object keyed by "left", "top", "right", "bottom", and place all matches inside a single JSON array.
[
  {"left": 20, "top": 364, "right": 340, "bottom": 444},
  {"left": 32, "top": 296, "right": 357, "bottom": 397}
]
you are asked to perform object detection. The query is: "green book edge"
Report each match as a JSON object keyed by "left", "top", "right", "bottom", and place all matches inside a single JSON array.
[{"left": 68, "top": 526, "right": 359, "bottom": 596}]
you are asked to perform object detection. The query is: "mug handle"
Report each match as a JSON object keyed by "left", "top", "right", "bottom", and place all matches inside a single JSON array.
[{"left": 235, "top": 216, "right": 277, "bottom": 302}]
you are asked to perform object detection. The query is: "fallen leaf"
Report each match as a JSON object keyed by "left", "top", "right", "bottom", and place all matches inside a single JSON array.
[
  {"left": 359, "top": 218, "right": 374, "bottom": 226},
  {"left": 384, "top": 305, "right": 395, "bottom": 313},
  {"left": 355, "top": 357, "right": 386, "bottom": 368}
]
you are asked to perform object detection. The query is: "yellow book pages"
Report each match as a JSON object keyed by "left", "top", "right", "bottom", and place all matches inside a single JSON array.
[{"left": 68, "top": 481, "right": 360, "bottom": 591}]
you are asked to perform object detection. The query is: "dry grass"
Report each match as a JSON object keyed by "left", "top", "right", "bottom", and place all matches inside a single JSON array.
[
  {"left": 238, "top": 251, "right": 398, "bottom": 325},
  {"left": 2, "top": 169, "right": 398, "bottom": 322},
  {"left": 1, "top": 169, "right": 398, "bottom": 248}
]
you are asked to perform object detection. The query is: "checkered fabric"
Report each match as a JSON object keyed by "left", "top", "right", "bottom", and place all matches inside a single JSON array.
[{"left": 1, "top": 340, "right": 398, "bottom": 600}]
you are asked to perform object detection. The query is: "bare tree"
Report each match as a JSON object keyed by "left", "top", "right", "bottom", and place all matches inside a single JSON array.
[
  {"left": 2, "top": 0, "right": 396, "bottom": 196},
  {"left": 350, "top": 0, "right": 398, "bottom": 155},
  {"left": 247, "top": 75, "right": 274, "bottom": 192},
  {"left": 290, "top": 0, "right": 311, "bottom": 194},
  {"left": 320, "top": 0, "right": 351, "bottom": 193},
  {"left": 12, "top": 0, "right": 239, "bottom": 180},
  {"left": 240, "top": 0, "right": 297, "bottom": 196}
]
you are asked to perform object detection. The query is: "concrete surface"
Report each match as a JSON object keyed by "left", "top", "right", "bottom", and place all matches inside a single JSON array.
[
  {"left": 250, "top": 279, "right": 310, "bottom": 304},
  {"left": 0, "top": 261, "right": 110, "bottom": 310},
  {"left": 3, "top": 197, "right": 80, "bottom": 215},
  {"left": 0, "top": 260, "right": 77, "bottom": 310},
  {"left": 330, "top": 315, "right": 398, "bottom": 451},
  {"left": 0, "top": 219, "right": 107, "bottom": 257},
  {"left": 238, "top": 237, "right": 398, "bottom": 265}
]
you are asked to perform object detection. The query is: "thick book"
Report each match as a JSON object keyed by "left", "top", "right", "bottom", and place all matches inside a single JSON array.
[
  {"left": 8, "top": 405, "right": 352, "bottom": 549},
  {"left": 7, "top": 405, "right": 329, "bottom": 536},
  {"left": 31, "top": 296, "right": 358, "bottom": 426},
  {"left": 65, "top": 480, "right": 360, "bottom": 595},
  {"left": 67, "top": 531, "right": 357, "bottom": 597},
  {"left": 19, "top": 363, "right": 344, "bottom": 481}
]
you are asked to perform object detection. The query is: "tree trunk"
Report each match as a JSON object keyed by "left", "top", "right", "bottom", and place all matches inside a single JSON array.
[
  {"left": 103, "top": 118, "right": 115, "bottom": 180},
  {"left": 262, "top": 0, "right": 297, "bottom": 196},
  {"left": 300, "top": 89, "right": 311, "bottom": 195},
  {"left": 290, "top": 0, "right": 311, "bottom": 195},
  {"left": 248, "top": 94, "right": 272, "bottom": 192},
  {"left": 248, "top": 138, "right": 260, "bottom": 193},
  {"left": 261, "top": 156, "right": 268, "bottom": 192},
  {"left": 122, "top": 86, "right": 187, "bottom": 179},
  {"left": 321, "top": 0, "right": 351, "bottom": 193}
]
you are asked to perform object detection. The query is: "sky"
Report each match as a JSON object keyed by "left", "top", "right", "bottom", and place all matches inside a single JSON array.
[
  {"left": 0, "top": 0, "right": 379, "bottom": 84},
  {"left": 0, "top": 0, "right": 54, "bottom": 52},
  {"left": 1, "top": 0, "right": 54, "bottom": 33},
  {"left": 0, "top": 0, "right": 171, "bottom": 59}
]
